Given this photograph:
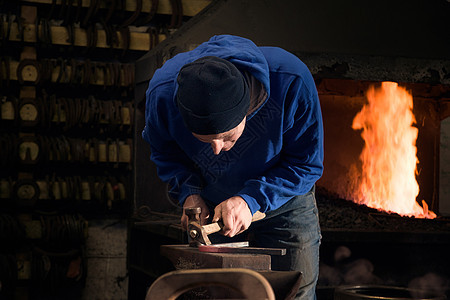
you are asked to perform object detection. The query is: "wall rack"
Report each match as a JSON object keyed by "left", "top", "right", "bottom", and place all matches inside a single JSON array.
[
  {"left": 20, "top": 0, "right": 211, "bottom": 17},
  {"left": 3, "top": 22, "right": 163, "bottom": 51}
]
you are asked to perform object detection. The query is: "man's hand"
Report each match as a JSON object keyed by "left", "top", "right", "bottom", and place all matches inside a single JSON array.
[
  {"left": 212, "top": 196, "right": 252, "bottom": 237},
  {"left": 181, "top": 194, "right": 210, "bottom": 230}
]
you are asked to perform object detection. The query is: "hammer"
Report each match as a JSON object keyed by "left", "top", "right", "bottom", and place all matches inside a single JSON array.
[{"left": 184, "top": 207, "right": 266, "bottom": 246}]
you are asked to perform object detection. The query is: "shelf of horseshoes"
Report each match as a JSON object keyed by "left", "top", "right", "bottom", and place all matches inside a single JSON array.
[
  {"left": 22, "top": 0, "right": 211, "bottom": 17},
  {"left": 8, "top": 59, "right": 134, "bottom": 86},
  {"left": 3, "top": 21, "right": 164, "bottom": 52}
]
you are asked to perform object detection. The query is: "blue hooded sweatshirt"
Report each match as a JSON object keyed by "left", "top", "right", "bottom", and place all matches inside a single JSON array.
[{"left": 142, "top": 35, "right": 324, "bottom": 214}]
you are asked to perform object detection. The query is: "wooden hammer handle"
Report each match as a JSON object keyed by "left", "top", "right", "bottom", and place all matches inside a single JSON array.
[{"left": 202, "top": 211, "right": 266, "bottom": 235}]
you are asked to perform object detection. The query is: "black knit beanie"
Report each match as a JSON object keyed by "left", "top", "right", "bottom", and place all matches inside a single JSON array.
[{"left": 176, "top": 56, "right": 250, "bottom": 135}]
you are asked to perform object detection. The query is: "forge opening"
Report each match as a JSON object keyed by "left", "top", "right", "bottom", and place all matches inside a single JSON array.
[{"left": 316, "top": 78, "right": 450, "bottom": 219}]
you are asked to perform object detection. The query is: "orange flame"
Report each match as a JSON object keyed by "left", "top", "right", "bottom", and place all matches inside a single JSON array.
[{"left": 351, "top": 82, "right": 436, "bottom": 219}]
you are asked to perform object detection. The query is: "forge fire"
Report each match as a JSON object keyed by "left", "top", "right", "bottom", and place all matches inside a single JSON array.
[{"left": 345, "top": 82, "right": 436, "bottom": 219}]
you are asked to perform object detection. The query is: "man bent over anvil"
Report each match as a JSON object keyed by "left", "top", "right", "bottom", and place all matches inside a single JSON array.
[{"left": 142, "top": 34, "right": 324, "bottom": 300}]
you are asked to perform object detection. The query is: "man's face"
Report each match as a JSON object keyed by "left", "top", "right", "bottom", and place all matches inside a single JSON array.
[{"left": 192, "top": 117, "right": 246, "bottom": 155}]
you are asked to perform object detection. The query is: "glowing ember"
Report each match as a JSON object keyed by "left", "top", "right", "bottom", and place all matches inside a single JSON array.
[{"left": 350, "top": 81, "right": 436, "bottom": 219}]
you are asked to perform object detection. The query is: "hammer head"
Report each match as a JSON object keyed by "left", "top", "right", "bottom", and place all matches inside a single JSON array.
[
  {"left": 184, "top": 207, "right": 212, "bottom": 246},
  {"left": 187, "top": 220, "right": 212, "bottom": 246}
]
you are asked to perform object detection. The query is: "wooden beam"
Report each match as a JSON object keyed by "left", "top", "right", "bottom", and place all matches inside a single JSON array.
[{"left": 21, "top": 0, "right": 211, "bottom": 17}]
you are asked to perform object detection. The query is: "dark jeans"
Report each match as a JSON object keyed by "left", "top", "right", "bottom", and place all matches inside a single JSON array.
[{"left": 208, "top": 187, "right": 322, "bottom": 299}]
